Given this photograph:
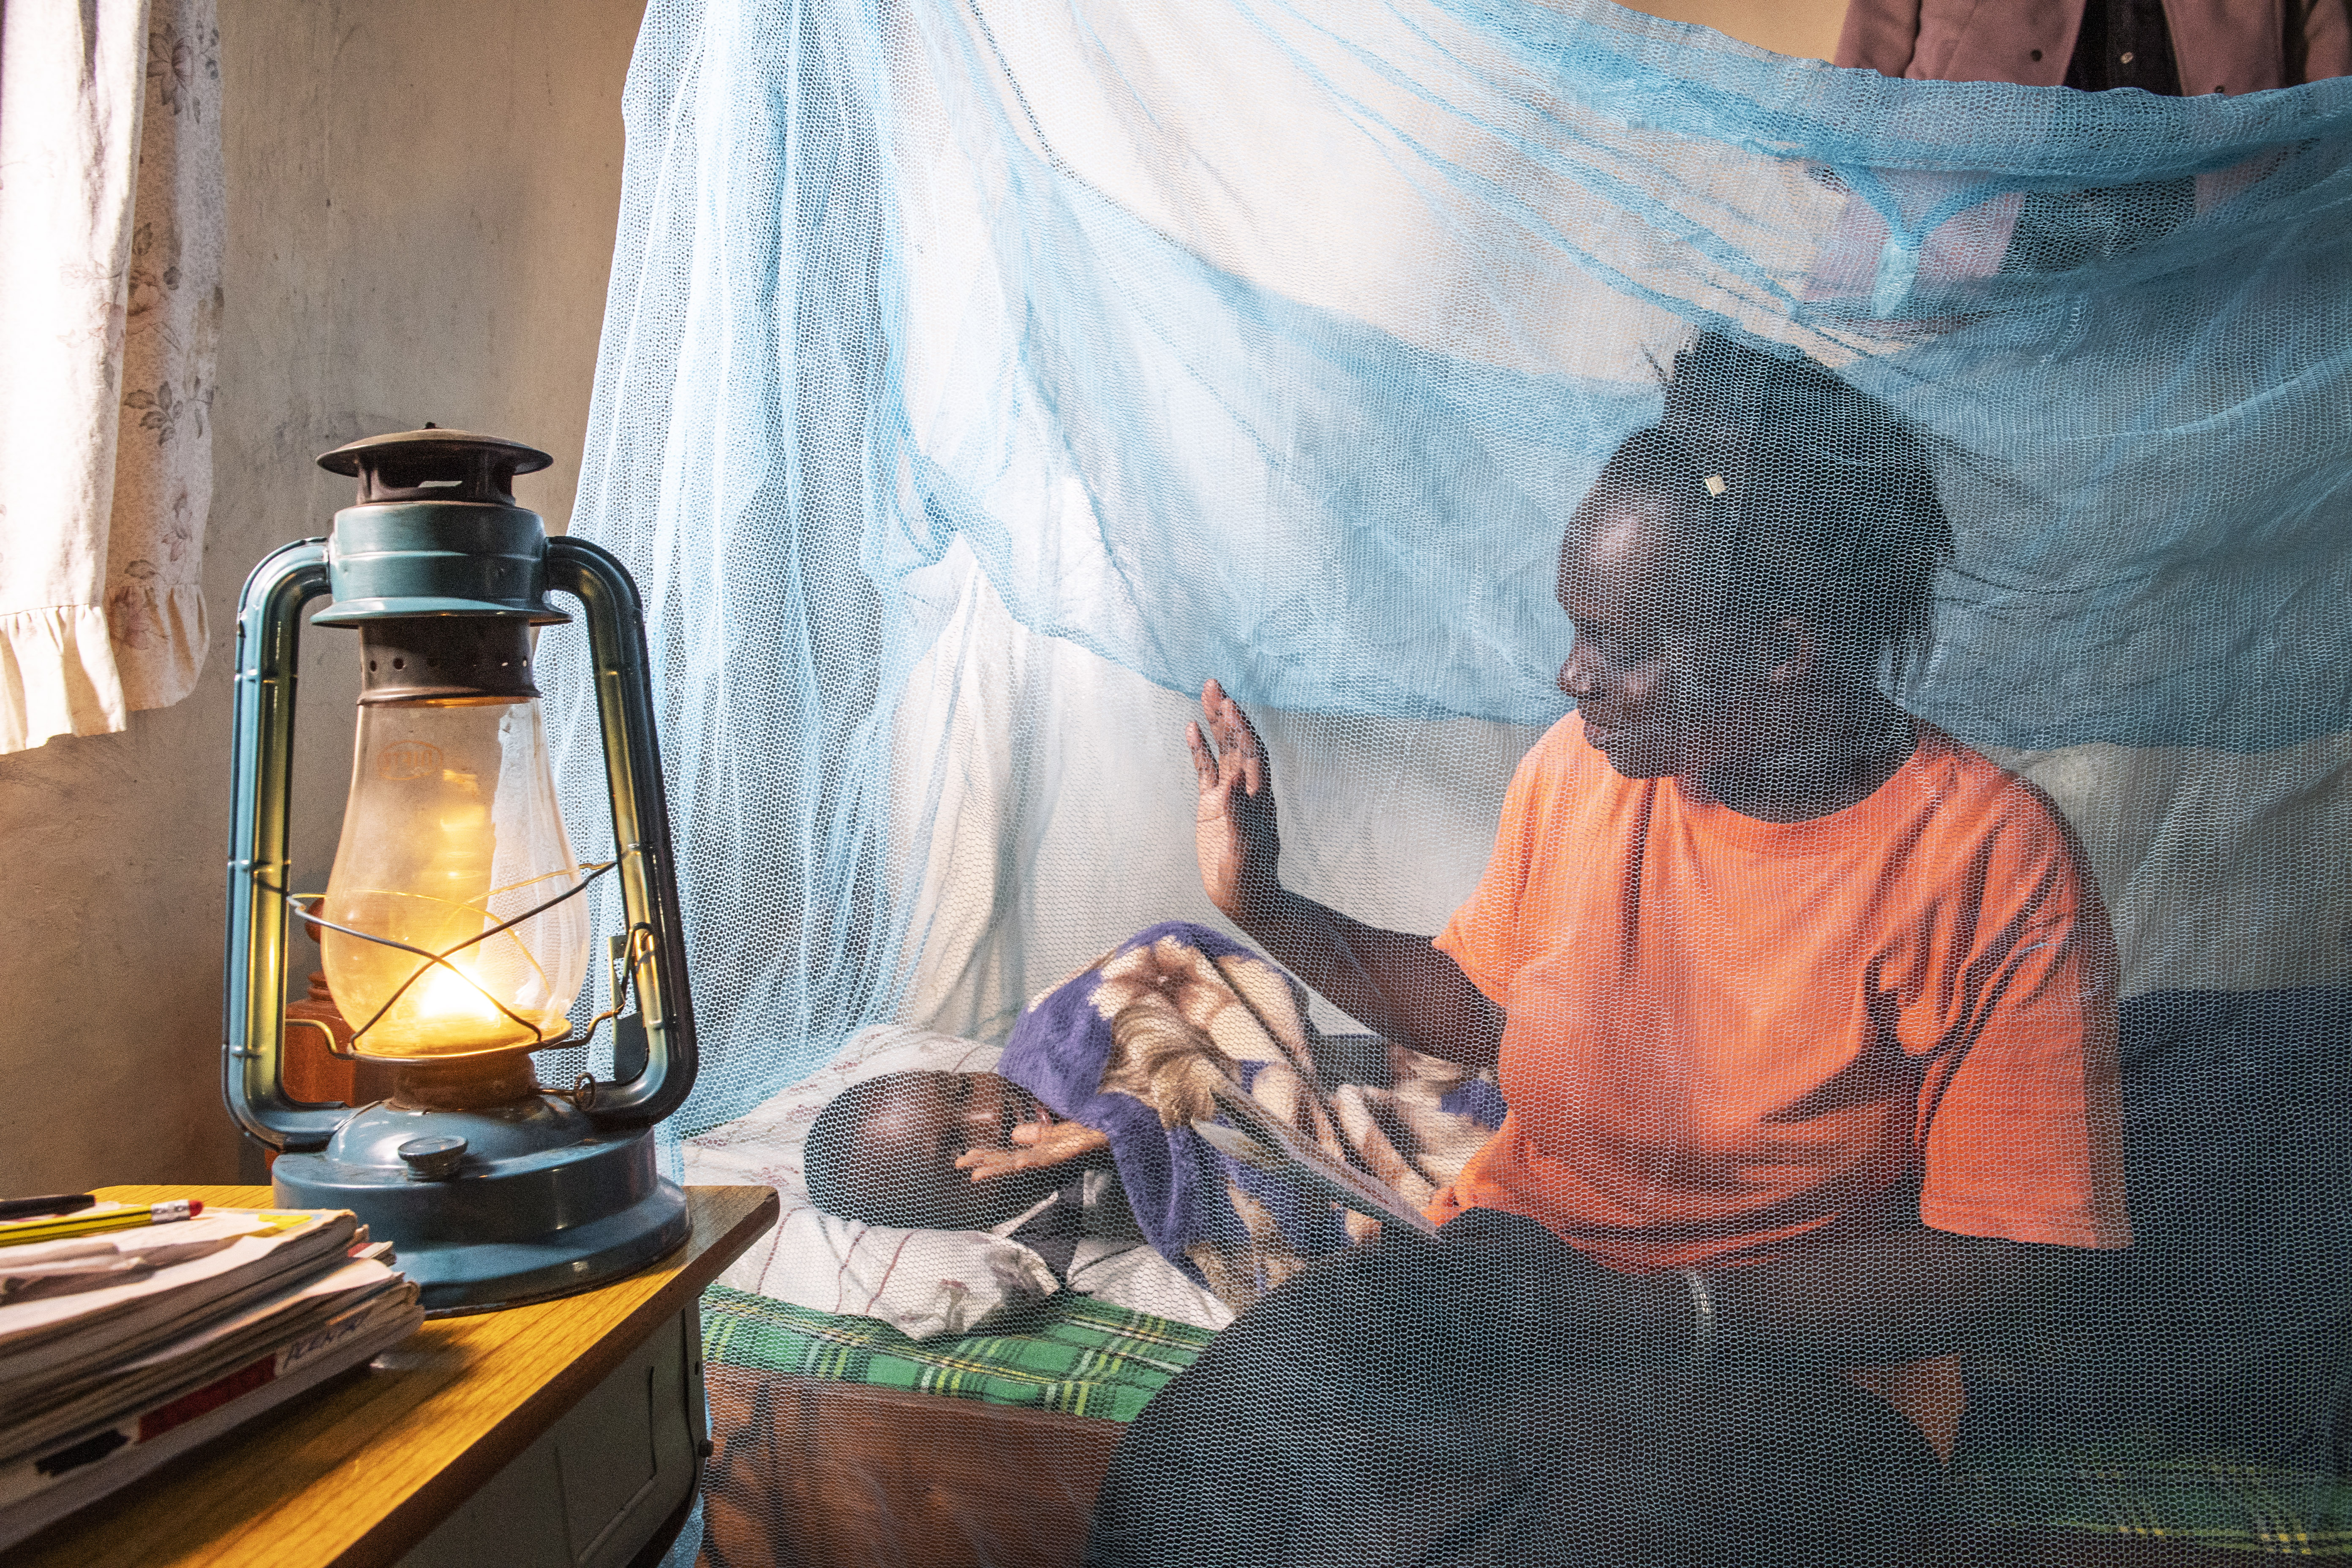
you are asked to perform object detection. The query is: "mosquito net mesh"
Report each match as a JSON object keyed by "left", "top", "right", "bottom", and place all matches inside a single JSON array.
[{"left": 538, "top": 0, "right": 2352, "bottom": 1560}]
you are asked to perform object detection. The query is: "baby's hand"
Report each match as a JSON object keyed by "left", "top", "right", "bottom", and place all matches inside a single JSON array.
[{"left": 954, "top": 1119, "right": 1112, "bottom": 1182}]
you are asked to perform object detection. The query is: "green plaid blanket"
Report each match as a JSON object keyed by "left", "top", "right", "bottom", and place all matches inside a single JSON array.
[
  {"left": 702, "top": 1287, "right": 2352, "bottom": 1556},
  {"left": 700, "top": 1285, "right": 1215, "bottom": 1424},
  {"left": 1945, "top": 1439, "right": 2352, "bottom": 1559}
]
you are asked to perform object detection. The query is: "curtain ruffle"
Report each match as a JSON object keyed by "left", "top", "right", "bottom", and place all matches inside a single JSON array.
[
  {"left": 0, "top": 607, "right": 133, "bottom": 754},
  {"left": 0, "top": 586, "right": 207, "bottom": 751},
  {"left": 0, "top": 0, "right": 220, "bottom": 756}
]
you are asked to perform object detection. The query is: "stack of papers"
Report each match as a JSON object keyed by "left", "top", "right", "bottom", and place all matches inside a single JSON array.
[{"left": 0, "top": 1204, "right": 424, "bottom": 1550}]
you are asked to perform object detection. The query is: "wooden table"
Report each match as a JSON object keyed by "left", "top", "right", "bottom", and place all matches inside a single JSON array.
[{"left": 12, "top": 1183, "right": 779, "bottom": 1568}]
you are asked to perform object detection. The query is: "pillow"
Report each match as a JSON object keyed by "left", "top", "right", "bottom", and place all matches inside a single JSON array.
[
  {"left": 681, "top": 1024, "right": 1061, "bottom": 1340},
  {"left": 681, "top": 1022, "right": 1231, "bottom": 1339}
]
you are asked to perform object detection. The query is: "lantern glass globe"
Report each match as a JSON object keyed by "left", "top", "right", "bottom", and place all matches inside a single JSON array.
[{"left": 320, "top": 696, "right": 590, "bottom": 1059}]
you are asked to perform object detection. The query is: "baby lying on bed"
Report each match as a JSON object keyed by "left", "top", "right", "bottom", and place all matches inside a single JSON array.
[{"left": 803, "top": 921, "right": 1503, "bottom": 1309}]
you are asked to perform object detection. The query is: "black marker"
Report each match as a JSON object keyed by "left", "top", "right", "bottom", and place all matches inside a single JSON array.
[{"left": 0, "top": 1193, "right": 98, "bottom": 1222}]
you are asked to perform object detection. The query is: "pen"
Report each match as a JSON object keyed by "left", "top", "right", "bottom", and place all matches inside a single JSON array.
[
  {"left": 0, "top": 1200, "right": 206, "bottom": 1248},
  {"left": 0, "top": 1193, "right": 96, "bottom": 1222}
]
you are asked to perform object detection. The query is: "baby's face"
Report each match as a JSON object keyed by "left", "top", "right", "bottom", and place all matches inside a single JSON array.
[{"left": 857, "top": 1072, "right": 1051, "bottom": 1229}]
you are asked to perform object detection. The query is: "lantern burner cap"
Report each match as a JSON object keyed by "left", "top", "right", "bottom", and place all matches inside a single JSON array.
[
  {"left": 318, "top": 427, "right": 553, "bottom": 505},
  {"left": 388, "top": 1049, "right": 543, "bottom": 1112}
]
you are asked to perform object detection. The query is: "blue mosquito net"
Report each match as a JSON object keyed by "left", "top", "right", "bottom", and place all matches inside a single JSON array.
[{"left": 539, "top": 0, "right": 2352, "bottom": 1559}]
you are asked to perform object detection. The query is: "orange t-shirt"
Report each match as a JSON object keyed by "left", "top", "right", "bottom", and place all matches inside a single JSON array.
[{"left": 1431, "top": 714, "right": 2131, "bottom": 1269}]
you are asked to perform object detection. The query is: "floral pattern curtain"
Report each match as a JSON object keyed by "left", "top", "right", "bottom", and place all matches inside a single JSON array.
[{"left": 0, "top": 0, "right": 223, "bottom": 754}]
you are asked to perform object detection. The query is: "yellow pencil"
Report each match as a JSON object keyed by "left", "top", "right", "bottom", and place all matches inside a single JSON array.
[{"left": 0, "top": 1199, "right": 206, "bottom": 1248}]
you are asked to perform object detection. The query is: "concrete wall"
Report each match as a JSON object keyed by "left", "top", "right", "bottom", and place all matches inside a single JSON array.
[
  {"left": 1637, "top": 0, "right": 1847, "bottom": 60},
  {"left": 0, "top": 0, "right": 647, "bottom": 1193}
]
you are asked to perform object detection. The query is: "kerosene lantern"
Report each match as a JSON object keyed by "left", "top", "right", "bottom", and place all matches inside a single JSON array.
[{"left": 223, "top": 427, "right": 697, "bottom": 1312}]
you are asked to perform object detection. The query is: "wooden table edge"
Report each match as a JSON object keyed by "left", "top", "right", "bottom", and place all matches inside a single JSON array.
[{"left": 75, "top": 1182, "right": 780, "bottom": 1568}]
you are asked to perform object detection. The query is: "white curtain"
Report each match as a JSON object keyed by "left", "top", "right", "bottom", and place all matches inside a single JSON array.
[{"left": 0, "top": 0, "right": 222, "bottom": 754}]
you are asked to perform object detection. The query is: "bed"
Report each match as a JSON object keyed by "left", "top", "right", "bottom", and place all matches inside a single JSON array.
[
  {"left": 681, "top": 1007, "right": 2352, "bottom": 1566},
  {"left": 679, "top": 1022, "right": 1230, "bottom": 1568}
]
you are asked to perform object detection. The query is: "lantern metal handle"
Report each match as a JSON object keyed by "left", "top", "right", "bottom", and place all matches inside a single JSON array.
[
  {"left": 223, "top": 539, "right": 341, "bottom": 1151},
  {"left": 545, "top": 534, "right": 697, "bottom": 1130}
]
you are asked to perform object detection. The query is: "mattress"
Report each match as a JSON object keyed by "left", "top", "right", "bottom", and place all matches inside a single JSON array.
[{"left": 702, "top": 1283, "right": 1214, "bottom": 1424}]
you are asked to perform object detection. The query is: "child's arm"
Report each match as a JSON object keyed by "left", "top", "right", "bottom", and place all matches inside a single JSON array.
[{"left": 954, "top": 1118, "right": 1112, "bottom": 1183}]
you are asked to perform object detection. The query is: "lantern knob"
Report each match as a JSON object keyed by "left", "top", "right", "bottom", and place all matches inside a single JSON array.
[{"left": 397, "top": 1134, "right": 470, "bottom": 1181}]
